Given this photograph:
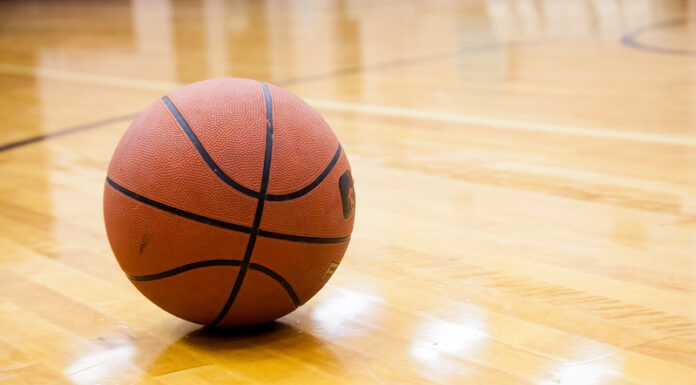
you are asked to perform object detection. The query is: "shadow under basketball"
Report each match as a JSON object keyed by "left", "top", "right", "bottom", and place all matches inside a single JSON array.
[{"left": 146, "top": 320, "right": 344, "bottom": 380}]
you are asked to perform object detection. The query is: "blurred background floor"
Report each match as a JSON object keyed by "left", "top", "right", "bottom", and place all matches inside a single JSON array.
[{"left": 0, "top": 1, "right": 695, "bottom": 384}]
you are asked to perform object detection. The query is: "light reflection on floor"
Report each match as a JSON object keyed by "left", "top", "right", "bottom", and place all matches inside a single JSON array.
[
  {"left": 537, "top": 355, "right": 624, "bottom": 385},
  {"left": 310, "top": 285, "right": 384, "bottom": 338},
  {"left": 65, "top": 344, "right": 136, "bottom": 385},
  {"left": 409, "top": 310, "right": 489, "bottom": 382}
]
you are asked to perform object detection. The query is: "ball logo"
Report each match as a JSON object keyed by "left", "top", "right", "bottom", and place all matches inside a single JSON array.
[
  {"left": 322, "top": 262, "right": 340, "bottom": 281},
  {"left": 338, "top": 170, "right": 355, "bottom": 219}
]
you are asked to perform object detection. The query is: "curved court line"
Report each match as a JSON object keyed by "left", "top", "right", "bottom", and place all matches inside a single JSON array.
[
  {"left": 266, "top": 143, "right": 343, "bottom": 201},
  {"left": 622, "top": 18, "right": 696, "bottom": 57},
  {"left": 162, "top": 96, "right": 261, "bottom": 199}
]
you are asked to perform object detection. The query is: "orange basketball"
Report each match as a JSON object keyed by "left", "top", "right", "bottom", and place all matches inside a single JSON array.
[{"left": 103, "top": 79, "right": 355, "bottom": 327}]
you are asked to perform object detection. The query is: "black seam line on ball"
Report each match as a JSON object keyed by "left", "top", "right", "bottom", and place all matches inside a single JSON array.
[
  {"left": 105, "top": 177, "right": 351, "bottom": 244},
  {"left": 266, "top": 143, "right": 343, "bottom": 201},
  {"left": 126, "top": 259, "right": 299, "bottom": 307},
  {"left": 105, "top": 177, "right": 252, "bottom": 234},
  {"left": 249, "top": 263, "right": 300, "bottom": 307},
  {"left": 258, "top": 230, "right": 350, "bottom": 244},
  {"left": 210, "top": 82, "right": 275, "bottom": 326},
  {"left": 127, "top": 259, "right": 244, "bottom": 281},
  {"left": 161, "top": 95, "right": 260, "bottom": 199}
]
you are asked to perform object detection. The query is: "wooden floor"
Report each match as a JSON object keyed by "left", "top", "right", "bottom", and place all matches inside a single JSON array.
[{"left": 1, "top": 0, "right": 696, "bottom": 384}]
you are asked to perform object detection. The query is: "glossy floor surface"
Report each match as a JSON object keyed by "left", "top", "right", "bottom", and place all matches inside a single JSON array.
[{"left": 1, "top": 0, "right": 696, "bottom": 384}]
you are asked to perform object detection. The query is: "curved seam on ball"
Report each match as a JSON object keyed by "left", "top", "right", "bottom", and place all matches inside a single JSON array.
[
  {"left": 249, "top": 263, "right": 300, "bottom": 306},
  {"left": 266, "top": 143, "right": 343, "bottom": 201},
  {"left": 127, "top": 259, "right": 244, "bottom": 281},
  {"left": 162, "top": 95, "right": 342, "bottom": 202},
  {"left": 258, "top": 229, "right": 350, "bottom": 244},
  {"left": 209, "top": 81, "right": 277, "bottom": 326},
  {"left": 125, "top": 259, "right": 301, "bottom": 307},
  {"left": 161, "top": 95, "right": 261, "bottom": 199},
  {"left": 105, "top": 177, "right": 351, "bottom": 244},
  {"left": 105, "top": 177, "right": 252, "bottom": 234}
]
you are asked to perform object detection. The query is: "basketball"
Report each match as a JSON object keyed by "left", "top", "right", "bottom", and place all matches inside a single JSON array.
[{"left": 103, "top": 78, "right": 355, "bottom": 327}]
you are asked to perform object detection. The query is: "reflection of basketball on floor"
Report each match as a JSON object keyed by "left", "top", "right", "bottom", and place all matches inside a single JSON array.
[
  {"left": 146, "top": 322, "right": 341, "bottom": 377},
  {"left": 103, "top": 78, "right": 355, "bottom": 327}
]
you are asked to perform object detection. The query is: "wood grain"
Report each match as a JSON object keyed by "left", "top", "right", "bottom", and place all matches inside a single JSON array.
[{"left": 0, "top": 0, "right": 695, "bottom": 384}]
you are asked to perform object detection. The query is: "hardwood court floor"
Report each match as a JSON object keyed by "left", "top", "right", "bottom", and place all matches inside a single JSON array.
[{"left": 1, "top": 0, "right": 695, "bottom": 384}]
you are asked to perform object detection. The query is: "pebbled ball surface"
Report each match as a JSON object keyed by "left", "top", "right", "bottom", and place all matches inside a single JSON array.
[{"left": 103, "top": 78, "right": 355, "bottom": 326}]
